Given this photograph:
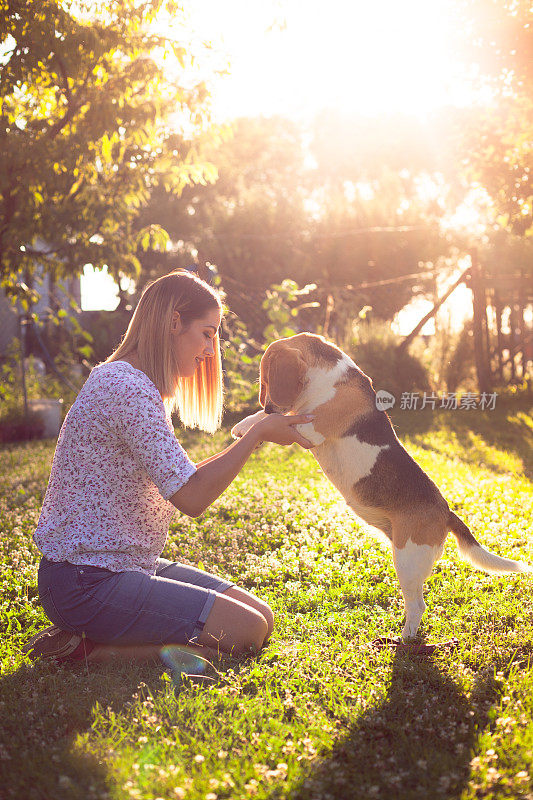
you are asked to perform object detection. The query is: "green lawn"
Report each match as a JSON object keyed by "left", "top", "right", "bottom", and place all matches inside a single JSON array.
[{"left": 1, "top": 401, "right": 532, "bottom": 800}]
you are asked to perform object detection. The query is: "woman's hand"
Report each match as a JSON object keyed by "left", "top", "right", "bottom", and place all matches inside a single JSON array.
[{"left": 254, "top": 413, "right": 315, "bottom": 448}]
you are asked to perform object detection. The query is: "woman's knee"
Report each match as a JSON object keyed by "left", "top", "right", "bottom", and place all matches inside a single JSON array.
[
  {"left": 199, "top": 596, "right": 269, "bottom": 654},
  {"left": 223, "top": 586, "right": 275, "bottom": 638},
  {"left": 241, "top": 610, "right": 269, "bottom": 651},
  {"left": 254, "top": 600, "right": 274, "bottom": 639},
  {"left": 261, "top": 603, "right": 274, "bottom": 637}
]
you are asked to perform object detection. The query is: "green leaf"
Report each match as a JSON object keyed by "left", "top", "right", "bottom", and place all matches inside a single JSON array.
[
  {"left": 0, "top": 1, "right": 217, "bottom": 288},
  {"left": 280, "top": 326, "right": 297, "bottom": 338},
  {"left": 123, "top": 254, "right": 142, "bottom": 276},
  {"left": 101, "top": 133, "right": 112, "bottom": 164},
  {"left": 78, "top": 344, "right": 93, "bottom": 359}
]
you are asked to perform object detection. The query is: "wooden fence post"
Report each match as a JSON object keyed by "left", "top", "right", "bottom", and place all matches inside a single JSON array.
[{"left": 470, "top": 250, "right": 492, "bottom": 394}]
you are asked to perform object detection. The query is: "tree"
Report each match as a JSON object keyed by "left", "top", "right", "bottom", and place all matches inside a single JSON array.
[
  {"left": 453, "top": 0, "right": 533, "bottom": 235},
  {"left": 135, "top": 112, "right": 463, "bottom": 337},
  {"left": 0, "top": 0, "right": 218, "bottom": 301},
  {"left": 134, "top": 115, "right": 310, "bottom": 332},
  {"left": 307, "top": 112, "right": 454, "bottom": 324}
]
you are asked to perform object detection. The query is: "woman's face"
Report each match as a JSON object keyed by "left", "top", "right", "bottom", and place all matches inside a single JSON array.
[{"left": 172, "top": 306, "right": 222, "bottom": 377}]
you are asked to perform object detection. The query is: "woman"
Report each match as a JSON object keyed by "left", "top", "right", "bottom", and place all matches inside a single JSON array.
[{"left": 25, "top": 270, "right": 313, "bottom": 665}]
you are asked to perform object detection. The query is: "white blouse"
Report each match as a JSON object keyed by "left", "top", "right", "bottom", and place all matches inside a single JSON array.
[{"left": 33, "top": 361, "right": 197, "bottom": 574}]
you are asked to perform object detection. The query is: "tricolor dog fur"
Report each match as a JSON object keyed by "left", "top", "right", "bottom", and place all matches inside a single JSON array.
[{"left": 232, "top": 333, "right": 531, "bottom": 643}]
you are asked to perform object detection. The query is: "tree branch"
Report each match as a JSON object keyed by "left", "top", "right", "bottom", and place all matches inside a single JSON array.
[{"left": 42, "top": 53, "right": 77, "bottom": 140}]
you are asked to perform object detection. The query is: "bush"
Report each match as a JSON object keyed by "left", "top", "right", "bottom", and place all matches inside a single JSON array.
[
  {"left": 347, "top": 320, "right": 431, "bottom": 398},
  {"left": 444, "top": 321, "right": 477, "bottom": 392},
  {"left": 79, "top": 309, "right": 133, "bottom": 363},
  {"left": 222, "top": 279, "right": 316, "bottom": 415},
  {"left": 221, "top": 317, "right": 262, "bottom": 415}
]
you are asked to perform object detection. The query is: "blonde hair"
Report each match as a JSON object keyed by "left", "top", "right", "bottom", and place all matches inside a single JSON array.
[{"left": 106, "top": 270, "right": 223, "bottom": 433}]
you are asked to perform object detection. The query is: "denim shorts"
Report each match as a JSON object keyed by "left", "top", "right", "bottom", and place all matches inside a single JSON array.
[{"left": 37, "top": 557, "right": 234, "bottom": 646}]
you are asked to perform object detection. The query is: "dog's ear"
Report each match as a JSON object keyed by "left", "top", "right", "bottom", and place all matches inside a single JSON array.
[
  {"left": 259, "top": 351, "right": 269, "bottom": 407},
  {"left": 267, "top": 346, "right": 306, "bottom": 408}
]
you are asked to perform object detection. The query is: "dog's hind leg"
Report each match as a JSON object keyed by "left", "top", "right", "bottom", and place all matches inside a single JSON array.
[{"left": 392, "top": 537, "right": 445, "bottom": 640}]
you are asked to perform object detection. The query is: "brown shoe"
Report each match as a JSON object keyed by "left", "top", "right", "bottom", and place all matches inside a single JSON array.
[{"left": 23, "top": 625, "right": 84, "bottom": 661}]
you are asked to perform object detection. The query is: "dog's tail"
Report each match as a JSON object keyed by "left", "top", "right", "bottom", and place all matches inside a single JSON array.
[{"left": 449, "top": 511, "right": 531, "bottom": 574}]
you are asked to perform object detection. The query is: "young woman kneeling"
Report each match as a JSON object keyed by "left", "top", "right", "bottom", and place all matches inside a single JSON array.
[{"left": 25, "top": 271, "right": 312, "bottom": 665}]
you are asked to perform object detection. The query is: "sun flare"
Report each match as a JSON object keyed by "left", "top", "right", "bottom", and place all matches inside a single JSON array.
[
  {"left": 184, "top": 0, "right": 469, "bottom": 121},
  {"left": 82, "top": 0, "right": 483, "bottom": 311}
]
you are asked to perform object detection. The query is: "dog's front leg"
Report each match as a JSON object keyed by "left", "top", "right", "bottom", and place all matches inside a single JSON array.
[{"left": 231, "top": 410, "right": 268, "bottom": 439}]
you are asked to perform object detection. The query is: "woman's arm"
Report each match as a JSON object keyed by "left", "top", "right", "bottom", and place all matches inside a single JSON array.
[{"left": 169, "top": 413, "right": 313, "bottom": 518}]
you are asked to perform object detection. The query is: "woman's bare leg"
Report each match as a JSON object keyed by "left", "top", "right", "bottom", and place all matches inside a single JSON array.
[
  {"left": 197, "top": 592, "right": 269, "bottom": 654},
  {"left": 222, "top": 586, "right": 274, "bottom": 639}
]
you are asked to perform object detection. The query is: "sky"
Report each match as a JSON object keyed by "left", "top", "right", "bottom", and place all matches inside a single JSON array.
[
  {"left": 196, "top": 0, "right": 473, "bottom": 122},
  {"left": 81, "top": 0, "right": 476, "bottom": 327}
]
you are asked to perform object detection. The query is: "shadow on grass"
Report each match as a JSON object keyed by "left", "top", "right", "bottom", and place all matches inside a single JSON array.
[
  {"left": 286, "top": 650, "right": 504, "bottom": 800},
  {"left": 0, "top": 658, "right": 164, "bottom": 800},
  {"left": 390, "top": 401, "right": 533, "bottom": 480},
  {"left": 438, "top": 407, "right": 532, "bottom": 481}
]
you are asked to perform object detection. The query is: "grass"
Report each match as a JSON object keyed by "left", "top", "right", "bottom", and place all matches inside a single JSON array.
[{"left": 0, "top": 399, "right": 532, "bottom": 800}]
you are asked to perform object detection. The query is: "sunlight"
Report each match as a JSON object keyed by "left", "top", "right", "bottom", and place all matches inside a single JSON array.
[
  {"left": 81, "top": 0, "right": 490, "bottom": 309},
  {"left": 393, "top": 256, "right": 474, "bottom": 336},
  {"left": 80, "top": 265, "right": 119, "bottom": 311},
  {"left": 441, "top": 187, "right": 493, "bottom": 236},
  {"left": 184, "top": 0, "right": 473, "bottom": 121}
]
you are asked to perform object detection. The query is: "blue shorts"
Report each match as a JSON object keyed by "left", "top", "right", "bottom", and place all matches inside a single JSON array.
[{"left": 37, "top": 557, "right": 234, "bottom": 646}]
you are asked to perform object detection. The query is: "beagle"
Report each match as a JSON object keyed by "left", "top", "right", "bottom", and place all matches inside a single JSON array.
[{"left": 232, "top": 333, "right": 531, "bottom": 642}]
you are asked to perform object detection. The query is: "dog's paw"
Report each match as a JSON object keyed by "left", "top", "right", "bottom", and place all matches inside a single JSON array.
[{"left": 231, "top": 410, "right": 268, "bottom": 439}]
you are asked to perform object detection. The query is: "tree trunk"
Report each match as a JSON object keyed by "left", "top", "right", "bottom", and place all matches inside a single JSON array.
[
  {"left": 494, "top": 289, "right": 504, "bottom": 381},
  {"left": 519, "top": 270, "right": 526, "bottom": 379}
]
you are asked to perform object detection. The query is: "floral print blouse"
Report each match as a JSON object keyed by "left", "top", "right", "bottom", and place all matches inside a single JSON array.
[{"left": 33, "top": 361, "right": 197, "bottom": 574}]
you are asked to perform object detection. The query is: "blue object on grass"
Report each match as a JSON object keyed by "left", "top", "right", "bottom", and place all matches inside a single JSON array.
[{"left": 159, "top": 644, "right": 215, "bottom": 688}]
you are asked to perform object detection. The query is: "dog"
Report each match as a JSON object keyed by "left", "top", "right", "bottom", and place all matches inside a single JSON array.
[{"left": 232, "top": 332, "right": 531, "bottom": 643}]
